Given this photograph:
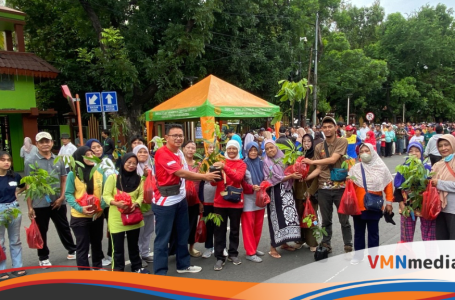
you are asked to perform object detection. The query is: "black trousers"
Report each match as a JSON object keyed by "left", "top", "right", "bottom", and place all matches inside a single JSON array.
[
  {"left": 213, "top": 207, "right": 242, "bottom": 261},
  {"left": 111, "top": 228, "right": 142, "bottom": 272},
  {"left": 34, "top": 205, "right": 76, "bottom": 261},
  {"left": 203, "top": 205, "right": 214, "bottom": 249},
  {"left": 429, "top": 154, "right": 442, "bottom": 166},
  {"left": 188, "top": 204, "right": 200, "bottom": 245},
  {"left": 103, "top": 207, "right": 113, "bottom": 257},
  {"left": 385, "top": 142, "right": 393, "bottom": 157},
  {"left": 71, "top": 216, "right": 104, "bottom": 270},
  {"left": 436, "top": 212, "right": 455, "bottom": 240}
]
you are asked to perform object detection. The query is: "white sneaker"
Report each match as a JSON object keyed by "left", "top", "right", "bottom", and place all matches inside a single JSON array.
[
  {"left": 39, "top": 259, "right": 52, "bottom": 269},
  {"left": 350, "top": 257, "right": 363, "bottom": 265},
  {"left": 202, "top": 248, "right": 213, "bottom": 258},
  {"left": 223, "top": 248, "right": 228, "bottom": 256},
  {"left": 176, "top": 265, "right": 202, "bottom": 273},
  {"left": 102, "top": 256, "right": 112, "bottom": 267},
  {"left": 67, "top": 252, "right": 76, "bottom": 260}
]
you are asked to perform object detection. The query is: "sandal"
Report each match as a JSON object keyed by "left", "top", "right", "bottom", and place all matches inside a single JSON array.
[
  {"left": 0, "top": 273, "right": 10, "bottom": 281},
  {"left": 11, "top": 270, "right": 27, "bottom": 277},
  {"left": 294, "top": 242, "right": 304, "bottom": 250},
  {"left": 280, "top": 244, "right": 296, "bottom": 251},
  {"left": 268, "top": 251, "right": 281, "bottom": 259},
  {"left": 189, "top": 248, "right": 202, "bottom": 258}
]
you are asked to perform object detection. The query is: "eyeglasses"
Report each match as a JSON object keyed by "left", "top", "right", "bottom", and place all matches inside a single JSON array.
[
  {"left": 125, "top": 161, "right": 137, "bottom": 167},
  {"left": 168, "top": 134, "right": 184, "bottom": 140}
]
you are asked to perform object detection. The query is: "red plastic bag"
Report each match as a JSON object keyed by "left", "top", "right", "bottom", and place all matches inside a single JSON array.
[
  {"left": 25, "top": 219, "right": 43, "bottom": 249},
  {"left": 338, "top": 179, "right": 361, "bottom": 215},
  {"left": 195, "top": 213, "right": 206, "bottom": 243},
  {"left": 301, "top": 196, "right": 317, "bottom": 228},
  {"left": 255, "top": 181, "right": 272, "bottom": 207},
  {"left": 76, "top": 193, "right": 102, "bottom": 213},
  {"left": 143, "top": 169, "right": 155, "bottom": 204},
  {"left": 115, "top": 190, "right": 132, "bottom": 213},
  {"left": 284, "top": 157, "right": 309, "bottom": 179},
  {"left": 185, "top": 180, "right": 199, "bottom": 206},
  {"left": 421, "top": 183, "right": 441, "bottom": 220},
  {"left": 0, "top": 246, "right": 6, "bottom": 262}
]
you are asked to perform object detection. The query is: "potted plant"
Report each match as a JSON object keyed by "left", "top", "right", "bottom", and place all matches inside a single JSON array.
[{"left": 395, "top": 156, "right": 431, "bottom": 219}]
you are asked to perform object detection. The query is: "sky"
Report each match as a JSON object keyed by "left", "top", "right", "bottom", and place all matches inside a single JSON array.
[{"left": 349, "top": 0, "right": 454, "bottom": 16}]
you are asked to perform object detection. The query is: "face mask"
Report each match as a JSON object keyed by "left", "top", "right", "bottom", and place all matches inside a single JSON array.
[
  {"left": 444, "top": 154, "right": 454, "bottom": 162},
  {"left": 360, "top": 153, "right": 373, "bottom": 163}
]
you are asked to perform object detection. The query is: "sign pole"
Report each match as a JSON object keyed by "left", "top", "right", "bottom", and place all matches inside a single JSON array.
[
  {"left": 102, "top": 110, "right": 107, "bottom": 130},
  {"left": 75, "top": 94, "right": 84, "bottom": 147}
]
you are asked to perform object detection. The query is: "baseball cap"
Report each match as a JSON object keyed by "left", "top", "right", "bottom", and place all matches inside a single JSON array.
[
  {"left": 61, "top": 133, "right": 70, "bottom": 139},
  {"left": 346, "top": 125, "right": 353, "bottom": 131},
  {"left": 322, "top": 116, "right": 337, "bottom": 126},
  {"left": 36, "top": 132, "right": 52, "bottom": 141}
]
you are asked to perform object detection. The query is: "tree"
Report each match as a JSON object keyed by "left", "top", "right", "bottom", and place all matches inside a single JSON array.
[{"left": 275, "top": 79, "right": 312, "bottom": 125}]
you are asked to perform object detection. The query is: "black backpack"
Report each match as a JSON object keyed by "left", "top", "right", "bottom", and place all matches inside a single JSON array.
[{"left": 314, "top": 244, "right": 329, "bottom": 261}]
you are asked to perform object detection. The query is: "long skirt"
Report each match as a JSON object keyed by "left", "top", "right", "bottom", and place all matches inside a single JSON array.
[{"left": 267, "top": 183, "right": 301, "bottom": 248}]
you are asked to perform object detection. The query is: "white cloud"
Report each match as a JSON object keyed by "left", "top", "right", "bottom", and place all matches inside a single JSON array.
[{"left": 349, "top": 0, "right": 454, "bottom": 16}]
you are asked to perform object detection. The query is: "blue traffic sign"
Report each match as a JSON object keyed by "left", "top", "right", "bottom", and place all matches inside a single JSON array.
[
  {"left": 85, "top": 92, "right": 101, "bottom": 113},
  {"left": 102, "top": 91, "right": 118, "bottom": 112}
]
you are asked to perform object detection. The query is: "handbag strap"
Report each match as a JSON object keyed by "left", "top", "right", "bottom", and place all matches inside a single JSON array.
[
  {"left": 360, "top": 164, "right": 369, "bottom": 193},
  {"left": 445, "top": 162, "right": 455, "bottom": 178},
  {"left": 324, "top": 141, "right": 334, "bottom": 171}
]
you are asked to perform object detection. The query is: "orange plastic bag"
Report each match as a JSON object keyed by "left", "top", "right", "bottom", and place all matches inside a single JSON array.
[
  {"left": 338, "top": 179, "right": 361, "bottom": 215},
  {"left": 284, "top": 157, "right": 309, "bottom": 179},
  {"left": 195, "top": 213, "right": 206, "bottom": 243},
  {"left": 301, "top": 197, "right": 317, "bottom": 228},
  {"left": 421, "top": 183, "right": 441, "bottom": 220},
  {"left": 143, "top": 169, "right": 155, "bottom": 204},
  {"left": 25, "top": 219, "right": 43, "bottom": 249},
  {"left": 255, "top": 181, "right": 272, "bottom": 207}
]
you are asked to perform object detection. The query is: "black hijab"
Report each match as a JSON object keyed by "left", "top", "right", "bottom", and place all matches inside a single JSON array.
[
  {"left": 72, "top": 146, "right": 94, "bottom": 194},
  {"left": 302, "top": 134, "right": 315, "bottom": 159},
  {"left": 117, "top": 153, "right": 141, "bottom": 193}
]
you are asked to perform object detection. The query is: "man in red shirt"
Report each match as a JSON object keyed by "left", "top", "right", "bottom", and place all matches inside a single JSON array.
[{"left": 153, "top": 124, "right": 220, "bottom": 275}]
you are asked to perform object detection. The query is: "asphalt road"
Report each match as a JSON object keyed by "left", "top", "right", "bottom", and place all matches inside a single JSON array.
[{"left": 8, "top": 154, "right": 420, "bottom": 282}]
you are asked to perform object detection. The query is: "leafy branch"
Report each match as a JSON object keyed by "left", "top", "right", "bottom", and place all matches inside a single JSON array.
[
  {"left": 20, "top": 163, "right": 60, "bottom": 201},
  {"left": 203, "top": 213, "right": 224, "bottom": 227},
  {"left": 0, "top": 208, "right": 21, "bottom": 228},
  {"left": 302, "top": 214, "right": 328, "bottom": 241},
  {"left": 276, "top": 140, "right": 303, "bottom": 165}
]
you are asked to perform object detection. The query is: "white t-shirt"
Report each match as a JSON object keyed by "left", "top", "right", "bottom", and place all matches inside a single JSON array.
[
  {"left": 410, "top": 135, "right": 424, "bottom": 144},
  {"left": 58, "top": 142, "right": 77, "bottom": 168}
]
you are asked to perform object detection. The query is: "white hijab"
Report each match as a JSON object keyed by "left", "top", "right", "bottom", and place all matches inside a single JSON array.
[
  {"left": 132, "top": 145, "right": 153, "bottom": 176},
  {"left": 225, "top": 140, "right": 240, "bottom": 160},
  {"left": 348, "top": 143, "right": 393, "bottom": 192}
]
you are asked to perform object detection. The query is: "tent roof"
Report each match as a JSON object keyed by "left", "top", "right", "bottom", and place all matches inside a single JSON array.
[{"left": 145, "top": 75, "right": 279, "bottom": 121}]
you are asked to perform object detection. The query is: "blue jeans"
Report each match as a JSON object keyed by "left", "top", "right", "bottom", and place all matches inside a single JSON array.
[
  {"left": 376, "top": 141, "right": 381, "bottom": 155},
  {"left": 152, "top": 200, "right": 190, "bottom": 275},
  {"left": 0, "top": 201, "right": 23, "bottom": 271},
  {"left": 396, "top": 138, "right": 404, "bottom": 154}
]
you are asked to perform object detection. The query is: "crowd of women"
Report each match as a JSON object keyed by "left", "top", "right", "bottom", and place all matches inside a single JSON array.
[{"left": 2, "top": 119, "right": 455, "bottom": 279}]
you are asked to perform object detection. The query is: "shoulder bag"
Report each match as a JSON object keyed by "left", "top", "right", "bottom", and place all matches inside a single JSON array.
[
  {"left": 361, "top": 164, "right": 384, "bottom": 212},
  {"left": 220, "top": 171, "right": 243, "bottom": 203},
  {"left": 324, "top": 141, "right": 348, "bottom": 182}
]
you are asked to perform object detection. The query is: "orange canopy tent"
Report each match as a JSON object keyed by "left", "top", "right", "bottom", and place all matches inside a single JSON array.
[{"left": 145, "top": 75, "right": 280, "bottom": 147}]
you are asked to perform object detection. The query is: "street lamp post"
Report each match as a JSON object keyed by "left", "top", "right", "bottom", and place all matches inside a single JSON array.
[{"left": 347, "top": 93, "right": 352, "bottom": 125}]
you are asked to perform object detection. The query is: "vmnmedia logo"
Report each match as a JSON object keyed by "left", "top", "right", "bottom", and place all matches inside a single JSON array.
[{"left": 368, "top": 255, "right": 455, "bottom": 269}]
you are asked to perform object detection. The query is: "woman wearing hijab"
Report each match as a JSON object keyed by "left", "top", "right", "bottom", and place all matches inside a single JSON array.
[
  {"left": 348, "top": 143, "right": 394, "bottom": 264},
  {"left": 102, "top": 153, "right": 149, "bottom": 273},
  {"left": 241, "top": 142, "right": 265, "bottom": 263},
  {"left": 133, "top": 145, "right": 155, "bottom": 264},
  {"left": 263, "top": 140, "right": 302, "bottom": 258},
  {"left": 150, "top": 136, "right": 162, "bottom": 158},
  {"left": 20, "top": 137, "right": 38, "bottom": 162},
  {"left": 431, "top": 134, "right": 455, "bottom": 240},
  {"left": 294, "top": 134, "right": 319, "bottom": 251},
  {"left": 211, "top": 140, "right": 249, "bottom": 270},
  {"left": 394, "top": 142, "right": 434, "bottom": 242},
  {"left": 365, "top": 131, "right": 377, "bottom": 151},
  {"left": 86, "top": 138, "right": 116, "bottom": 267},
  {"left": 65, "top": 146, "right": 107, "bottom": 270}
]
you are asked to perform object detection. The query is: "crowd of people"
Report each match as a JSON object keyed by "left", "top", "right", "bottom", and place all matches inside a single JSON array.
[{"left": 1, "top": 118, "right": 455, "bottom": 280}]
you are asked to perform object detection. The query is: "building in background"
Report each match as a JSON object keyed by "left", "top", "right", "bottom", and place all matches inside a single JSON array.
[{"left": 0, "top": 6, "right": 58, "bottom": 171}]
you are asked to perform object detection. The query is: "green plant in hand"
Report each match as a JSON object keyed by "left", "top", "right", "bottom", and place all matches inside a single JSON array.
[
  {"left": 54, "top": 155, "right": 85, "bottom": 182},
  {"left": 395, "top": 156, "right": 432, "bottom": 218},
  {"left": 20, "top": 163, "right": 60, "bottom": 201},
  {"left": 302, "top": 214, "right": 328, "bottom": 240},
  {"left": 0, "top": 208, "right": 21, "bottom": 228},
  {"left": 203, "top": 213, "right": 224, "bottom": 227},
  {"left": 276, "top": 140, "right": 303, "bottom": 165},
  {"left": 194, "top": 150, "right": 226, "bottom": 174}
]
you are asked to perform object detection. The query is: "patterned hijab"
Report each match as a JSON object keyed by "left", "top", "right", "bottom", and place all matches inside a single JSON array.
[
  {"left": 263, "top": 139, "right": 292, "bottom": 189},
  {"left": 432, "top": 134, "right": 455, "bottom": 208},
  {"left": 349, "top": 143, "right": 393, "bottom": 191}
]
